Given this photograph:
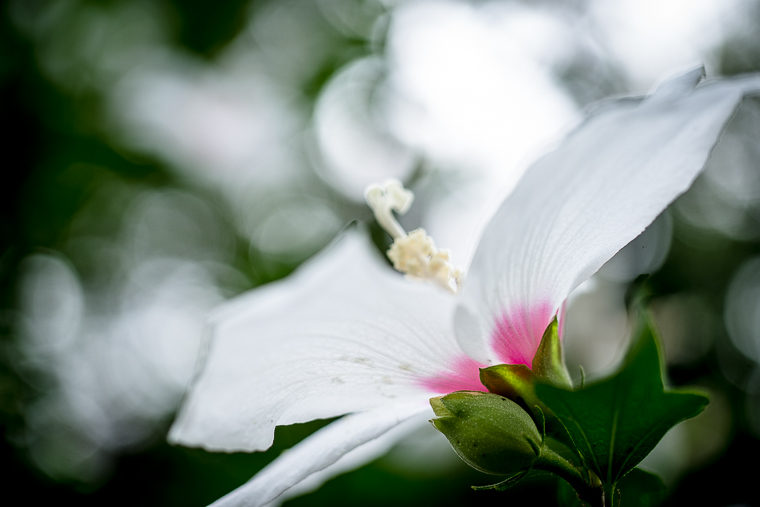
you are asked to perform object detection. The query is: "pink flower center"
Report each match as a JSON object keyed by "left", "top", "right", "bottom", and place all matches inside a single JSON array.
[
  {"left": 490, "top": 301, "right": 555, "bottom": 366},
  {"left": 417, "top": 300, "right": 561, "bottom": 395},
  {"left": 418, "top": 355, "right": 487, "bottom": 394}
]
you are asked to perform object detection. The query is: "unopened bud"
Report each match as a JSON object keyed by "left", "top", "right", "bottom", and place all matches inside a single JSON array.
[{"left": 430, "top": 391, "right": 542, "bottom": 475}]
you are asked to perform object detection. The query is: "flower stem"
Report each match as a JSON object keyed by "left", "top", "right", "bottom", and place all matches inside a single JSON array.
[
  {"left": 603, "top": 481, "right": 617, "bottom": 507},
  {"left": 533, "top": 446, "right": 603, "bottom": 507}
]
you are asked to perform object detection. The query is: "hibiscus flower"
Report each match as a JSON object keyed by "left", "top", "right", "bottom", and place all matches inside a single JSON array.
[{"left": 169, "top": 66, "right": 760, "bottom": 506}]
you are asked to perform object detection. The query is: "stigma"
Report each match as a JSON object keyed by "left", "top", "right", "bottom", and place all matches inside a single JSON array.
[{"left": 365, "top": 180, "right": 463, "bottom": 294}]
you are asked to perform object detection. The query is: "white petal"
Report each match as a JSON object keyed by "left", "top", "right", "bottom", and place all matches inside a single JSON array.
[
  {"left": 211, "top": 402, "right": 428, "bottom": 507},
  {"left": 264, "top": 408, "right": 431, "bottom": 506},
  {"left": 169, "top": 229, "right": 477, "bottom": 452},
  {"left": 457, "top": 67, "right": 760, "bottom": 366}
]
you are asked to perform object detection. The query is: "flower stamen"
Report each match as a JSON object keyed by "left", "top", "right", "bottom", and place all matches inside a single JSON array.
[
  {"left": 365, "top": 180, "right": 463, "bottom": 294},
  {"left": 365, "top": 180, "right": 413, "bottom": 239}
]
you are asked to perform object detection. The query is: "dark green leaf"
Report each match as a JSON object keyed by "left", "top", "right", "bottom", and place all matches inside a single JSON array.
[{"left": 536, "top": 314, "right": 708, "bottom": 485}]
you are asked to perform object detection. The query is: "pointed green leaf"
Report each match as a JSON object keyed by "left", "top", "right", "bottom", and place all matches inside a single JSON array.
[{"left": 536, "top": 314, "right": 708, "bottom": 485}]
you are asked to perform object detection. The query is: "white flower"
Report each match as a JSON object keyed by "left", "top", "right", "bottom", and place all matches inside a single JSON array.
[{"left": 168, "top": 66, "right": 760, "bottom": 506}]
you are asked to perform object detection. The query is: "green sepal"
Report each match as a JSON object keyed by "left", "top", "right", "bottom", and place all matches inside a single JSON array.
[
  {"left": 480, "top": 363, "right": 534, "bottom": 402},
  {"left": 471, "top": 468, "right": 534, "bottom": 491},
  {"left": 431, "top": 392, "right": 599, "bottom": 501},
  {"left": 532, "top": 317, "right": 573, "bottom": 388},
  {"left": 536, "top": 312, "right": 709, "bottom": 487},
  {"left": 480, "top": 318, "right": 573, "bottom": 446},
  {"left": 481, "top": 318, "right": 571, "bottom": 394},
  {"left": 430, "top": 391, "right": 543, "bottom": 476},
  {"left": 480, "top": 363, "right": 538, "bottom": 414}
]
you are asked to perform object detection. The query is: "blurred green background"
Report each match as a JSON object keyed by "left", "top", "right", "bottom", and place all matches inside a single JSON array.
[{"left": 2, "top": 0, "right": 760, "bottom": 505}]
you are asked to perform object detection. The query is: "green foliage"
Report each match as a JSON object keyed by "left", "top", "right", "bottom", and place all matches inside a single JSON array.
[{"left": 537, "top": 313, "right": 708, "bottom": 491}]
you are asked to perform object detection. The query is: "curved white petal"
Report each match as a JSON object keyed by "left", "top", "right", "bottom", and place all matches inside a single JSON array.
[
  {"left": 212, "top": 402, "right": 428, "bottom": 507},
  {"left": 457, "top": 67, "right": 760, "bottom": 366},
  {"left": 264, "top": 408, "right": 432, "bottom": 507},
  {"left": 169, "top": 229, "right": 480, "bottom": 452}
]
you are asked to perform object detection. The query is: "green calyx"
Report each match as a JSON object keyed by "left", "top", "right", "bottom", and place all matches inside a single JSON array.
[
  {"left": 430, "top": 391, "right": 597, "bottom": 502},
  {"left": 479, "top": 318, "right": 574, "bottom": 447},
  {"left": 480, "top": 317, "right": 572, "bottom": 397},
  {"left": 430, "top": 391, "right": 542, "bottom": 476}
]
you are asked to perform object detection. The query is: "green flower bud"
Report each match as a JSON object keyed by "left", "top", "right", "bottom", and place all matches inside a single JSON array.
[{"left": 430, "top": 391, "right": 543, "bottom": 475}]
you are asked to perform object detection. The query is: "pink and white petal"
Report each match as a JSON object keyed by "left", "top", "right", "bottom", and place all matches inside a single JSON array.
[
  {"left": 211, "top": 401, "right": 429, "bottom": 507},
  {"left": 264, "top": 407, "right": 432, "bottom": 506},
  {"left": 169, "top": 229, "right": 482, "bottom": 453},
  {"left": 456, "top": 66, "right": 760, "bottom": 366}
]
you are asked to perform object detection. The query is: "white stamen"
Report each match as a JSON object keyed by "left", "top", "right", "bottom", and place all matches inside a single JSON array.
[
  {"left": 388, "top": 229, "right": 463, "bottom": 294},
  {"left": 365, "top": 180, "right": 464, "bottom": 294},
  {"left": 365, "top": 180, "right": 414, "bottom": 239}
]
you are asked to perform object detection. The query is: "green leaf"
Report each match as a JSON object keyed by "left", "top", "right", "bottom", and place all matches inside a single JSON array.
[{"left": 536, "top": 313, "right": 708, "bottom": 486}]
